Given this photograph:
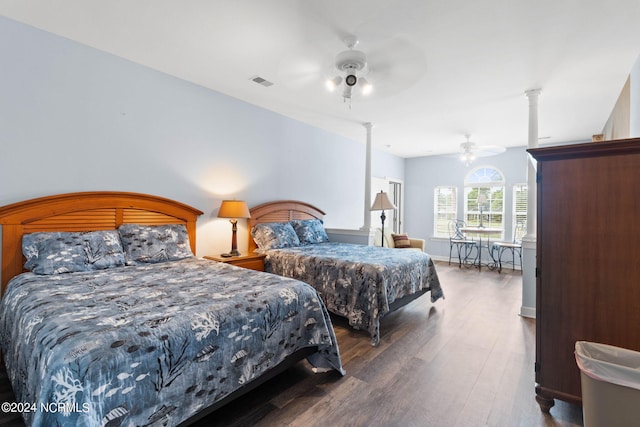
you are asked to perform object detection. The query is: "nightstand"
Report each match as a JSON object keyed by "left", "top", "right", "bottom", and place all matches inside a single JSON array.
[{"left": 204, "top": 252, "right": 266, "bottom": 272}]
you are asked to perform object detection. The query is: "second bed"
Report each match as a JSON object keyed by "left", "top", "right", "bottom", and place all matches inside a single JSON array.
[{"left": 248, "top": 200, "right": 444, "bottom": 346}]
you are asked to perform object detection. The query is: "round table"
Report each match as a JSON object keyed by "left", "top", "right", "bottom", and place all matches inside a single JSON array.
[{"left": 459, "top": 226, "right": 502, "bottom": 270}]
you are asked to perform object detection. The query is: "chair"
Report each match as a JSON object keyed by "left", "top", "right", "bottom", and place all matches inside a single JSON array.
[
  {"left": 375, "top": 229, "right": 425, "bottom": 251},
  {"left": 448, "top": 220, "right": 478, "bottom": 267},
  {"left": 491, "top": 221, "right": 526, "bottom": 273}
]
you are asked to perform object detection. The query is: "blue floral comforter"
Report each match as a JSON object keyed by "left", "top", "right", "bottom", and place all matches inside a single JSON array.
[
  {"left": 263, "top": 242, "right": 443, "bottom": 345},
  {"left": 0, "top": 258, "right": 343, "bottom": 426}
]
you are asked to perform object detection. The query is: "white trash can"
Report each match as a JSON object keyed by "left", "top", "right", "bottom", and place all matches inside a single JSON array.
[{"left": 575, "top": 341, "right": 640, "bottom": 427}]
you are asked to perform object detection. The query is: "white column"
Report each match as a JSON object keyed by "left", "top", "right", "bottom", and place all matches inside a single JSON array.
[
  {"left": 521, "top": 88, "right": 541, "bottom": 318},
  {"left": 362, "top": 122, "right": 373, "bottom": 230},
  {"left": 524, "top": 89, "right": 541, "bottom": 239}
]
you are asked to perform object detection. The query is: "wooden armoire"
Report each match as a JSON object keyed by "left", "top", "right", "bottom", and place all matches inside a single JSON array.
[{"left": 529, "top": 138, "right": 640, "bottom": 412}]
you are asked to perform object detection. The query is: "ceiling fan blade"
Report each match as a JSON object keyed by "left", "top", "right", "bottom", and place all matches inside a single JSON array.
[
  {"left": 364, "top": 37, "right": 427, "bottom": 96},
  {"left": 277, "top": 54, "right": 328, "bottom": 89},
  {"left": 458, "top": 137, "right": 506, "bottom": 159},
  {"left": 474, "top": 145, "right": 507, "bottom": 157},
  {"left": 369, "top": 37, "right": 426, "bottom": 66},
  {"left": 294, "top": 3, "right": 362, "bottom": 48}
]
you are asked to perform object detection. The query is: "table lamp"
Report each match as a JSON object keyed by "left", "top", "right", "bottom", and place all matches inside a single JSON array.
[
  {"left": 370, "top": 191, "right": 396, "bottom": 247},
  {"left": 218, "top": 200, "right": 251, "bottom": 257}
]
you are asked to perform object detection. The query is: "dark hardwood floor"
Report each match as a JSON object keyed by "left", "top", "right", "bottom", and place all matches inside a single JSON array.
[{"left": 0, "top": 262, "right": 583, "bottom": 426}]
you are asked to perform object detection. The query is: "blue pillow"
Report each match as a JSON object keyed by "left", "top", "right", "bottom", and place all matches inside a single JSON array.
[
  {"left": 290, "top": 219, "right": 329, "bottom": 245},
  {"left": 22, "top": 230, "right": 125, "bottom": 275},
  {"left": 118, "top": 223, "right": 194, "bottom": 265},
  {"left": 251, "top": 222, "right": 300, "bottom": 251}
]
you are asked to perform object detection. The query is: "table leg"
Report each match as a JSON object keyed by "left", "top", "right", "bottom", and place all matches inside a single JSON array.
[{"left": 487, "top": 237, "right": 499, "bottom": 271}]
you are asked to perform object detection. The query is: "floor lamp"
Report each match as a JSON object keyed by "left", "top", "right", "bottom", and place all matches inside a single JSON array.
[
  {"left": 370, "top": 190, "right": 397, "bottom": 247},
  {"left": 218, "top": 200, "right": 251, "bottom": 257}
]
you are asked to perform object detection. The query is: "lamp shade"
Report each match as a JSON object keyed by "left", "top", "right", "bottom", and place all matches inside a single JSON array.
[
  {"left": 218, "top": 200, "right": 250, "bottom": 219},
  {"left": 370, "top": 191, "right": 396, "bottom": 211}
]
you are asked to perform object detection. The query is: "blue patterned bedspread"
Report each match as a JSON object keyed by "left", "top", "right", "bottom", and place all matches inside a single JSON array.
[
  {"left": 0, "top": 258, "right": 343, "bottom": 426},
  {"left": 263, "top": 242, "right": 443, "bottom": 345}
]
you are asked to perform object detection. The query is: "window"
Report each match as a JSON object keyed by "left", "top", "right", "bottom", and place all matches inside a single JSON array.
[
  {"left": 434, "top": 186, "right": 457, "bottom": 238},
  {"left": 464, "top": 167, "right": 505, "bottom": 238},
  {"left": 513, "top": 184, "right": 528, "bottom": 238}
]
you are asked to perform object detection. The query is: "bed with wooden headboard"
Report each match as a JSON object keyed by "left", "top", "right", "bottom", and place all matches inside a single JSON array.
[
  {"left": 247, "top": 200, "right": 444, "bottom": 346},
  {"left": 0, "top": 192, "right": 343, "bottom": 426},
  {"left": 0, "top": 191, "right": 202, "bottom": 293},
  {"left": 248, "top": 200, "right": 325, "bottom": 253}
]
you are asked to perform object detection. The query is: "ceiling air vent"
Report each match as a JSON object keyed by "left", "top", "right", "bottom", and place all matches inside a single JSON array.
[{"left": 250, "top": 75, "right": 274, "bottom": 87}]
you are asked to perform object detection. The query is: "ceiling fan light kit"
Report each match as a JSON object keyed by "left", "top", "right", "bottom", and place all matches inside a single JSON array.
[
  {"left": 326, "top": 76, "right": 343, "bottom": 91},
  {"left": 359, "top": 77, "right": 372, "bottom": 95},
  {"left": 326, "top": 36, "right": 373, "bottom": 104},
  {"left": 460, "top": 143, "right": 477, "bottom": 166}
]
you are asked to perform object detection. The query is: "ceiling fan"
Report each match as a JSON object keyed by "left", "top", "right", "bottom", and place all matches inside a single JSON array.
[
  {"left": 278, "top": 33, "right": 426, "bottom": 106},
  {"left": 459, "top": 135, "right": 506, "bottom": 166}
]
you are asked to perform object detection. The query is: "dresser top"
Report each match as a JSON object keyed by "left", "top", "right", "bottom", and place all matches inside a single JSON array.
[{"left": 528, "top": 137, "right": 640, "bottom": 162}]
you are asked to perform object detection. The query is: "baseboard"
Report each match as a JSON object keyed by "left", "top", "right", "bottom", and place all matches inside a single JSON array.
[
  {"left": 430, "top": 254, "right": 522, "bottom": 271},
  {"left": 520, "top": 306, "right": 536, "bottom": 318}
]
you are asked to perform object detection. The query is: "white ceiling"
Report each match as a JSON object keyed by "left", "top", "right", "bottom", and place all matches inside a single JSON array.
[{"left": 2, "top": 1, "right": 640, "bottom": 158}]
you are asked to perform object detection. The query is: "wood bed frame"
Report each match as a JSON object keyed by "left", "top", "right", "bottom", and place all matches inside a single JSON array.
[
  {"left": 247, "top": 200, "right": 432, "bottom": 329},
  {"left": 0, "top": 192, "right": 324, "bottom": 425},
  {"left": 0, "top": 191, "right": 203, "bottom": 294}
]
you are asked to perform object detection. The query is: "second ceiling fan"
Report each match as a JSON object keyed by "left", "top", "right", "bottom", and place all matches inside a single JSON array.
[{"left": 459, "top": 135, "right": 506, "bottom": 166}]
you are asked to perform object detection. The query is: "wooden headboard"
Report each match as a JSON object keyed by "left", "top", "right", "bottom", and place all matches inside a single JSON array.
[
  {"left": 0, "top": 191, "right": 204, "bottom": 293},
  {"left": 248, "top": 200, "right": 325, "bottom": 253}
]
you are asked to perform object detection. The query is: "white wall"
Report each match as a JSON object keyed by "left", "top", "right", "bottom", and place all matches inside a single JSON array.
[{"left": 0, "top": 17, "right": 404, "bottom": 262}]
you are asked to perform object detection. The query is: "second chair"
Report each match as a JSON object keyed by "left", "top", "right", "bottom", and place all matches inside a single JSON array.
[
  {"left": 491, "top": 221, "right": 526, "bottom": 273},
  {"left": 448, "top": 219, "right": 478, "bottom": 267}
]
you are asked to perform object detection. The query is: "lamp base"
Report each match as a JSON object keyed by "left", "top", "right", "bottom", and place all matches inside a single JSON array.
[
  {"left": 223, "top": 219, "right": 241, "bottom": 258},
  {"left": 220, "top": 250, "right": 240, "bottom": 258},
  {"left": 380, "top": 211, "right": 386, "bottom": 247}
]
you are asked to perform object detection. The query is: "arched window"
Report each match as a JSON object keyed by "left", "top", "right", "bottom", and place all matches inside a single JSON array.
[{"left": 464, "top": 166, "right": 505, "bottom": 238}]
